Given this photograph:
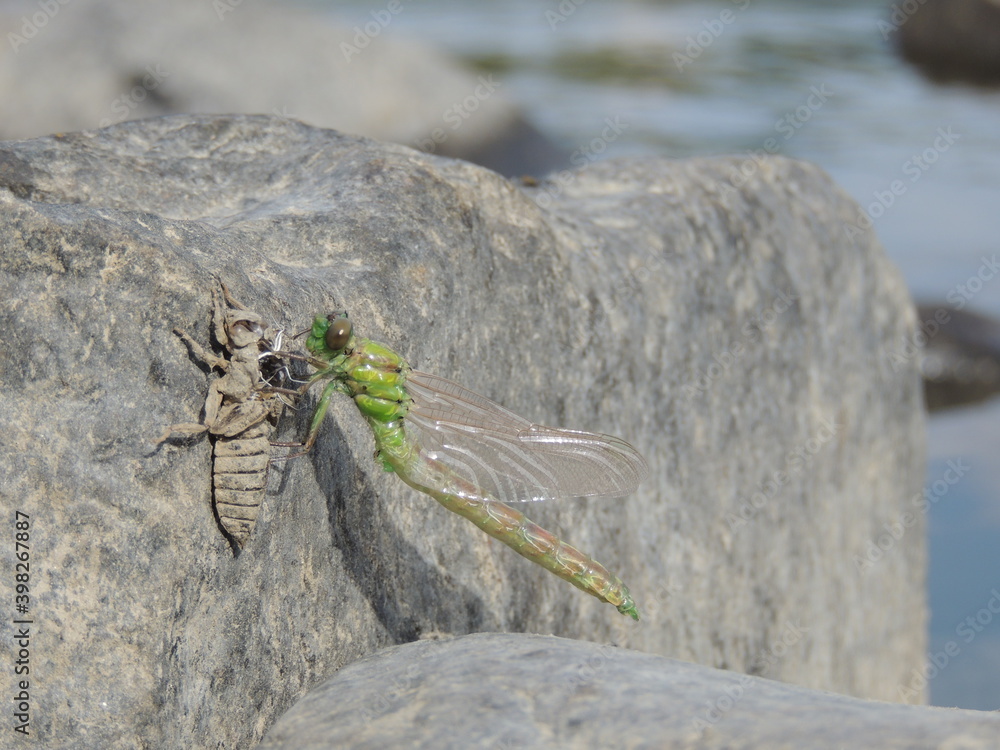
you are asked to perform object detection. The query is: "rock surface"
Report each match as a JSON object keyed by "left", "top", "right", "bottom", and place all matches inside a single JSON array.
[
  {"left": 260, "top": 632, "right": 1000, "bottom": 750},
  {"left": 0, "top": 115, "right": 924, "bottom": 748},
  {"left": 0, "top": 0, "right": 559, "bottom": 176}
]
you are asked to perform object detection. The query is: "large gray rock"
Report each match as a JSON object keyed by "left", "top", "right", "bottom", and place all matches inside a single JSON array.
[
  {"left": 0, "top": 0, "right": 559, "bottom": 175},
  {"left": 260, "top": 633, "right": 1000, "bottom": 750},
  {"left": 0, "top": 115, "right": 924, "bottom": 748}
]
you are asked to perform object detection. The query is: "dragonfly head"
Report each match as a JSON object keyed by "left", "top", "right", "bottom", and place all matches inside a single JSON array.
[{"left": 307, "top": 311, "right": 353, "bottom": 358}]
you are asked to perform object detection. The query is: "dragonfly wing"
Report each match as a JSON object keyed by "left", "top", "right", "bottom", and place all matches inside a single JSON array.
[{"left": 404, "top": 370, "right": 648, "bottom": 504}]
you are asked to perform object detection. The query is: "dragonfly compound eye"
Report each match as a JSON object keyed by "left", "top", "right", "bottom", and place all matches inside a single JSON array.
[{"left": 325, "top": 318, "right": 352, "bottom": 351}]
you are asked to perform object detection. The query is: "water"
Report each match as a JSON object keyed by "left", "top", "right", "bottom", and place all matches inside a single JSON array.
[{"left": 330, "top": 0, "right": 1000, "bottom": 709}]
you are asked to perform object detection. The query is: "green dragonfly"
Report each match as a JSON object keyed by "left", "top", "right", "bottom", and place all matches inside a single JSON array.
[{"left": 282, "top": 312, "right": 648, "bottom": 619}]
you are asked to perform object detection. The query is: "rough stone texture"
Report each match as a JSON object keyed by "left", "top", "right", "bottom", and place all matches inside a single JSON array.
[
  {"left": 260, "top": 633, "right": 1000, "bottom": 750},
  {"left": 0, "top": 115, "right": 924, "bottom": 748},
  {"left": 0, "top": 0, "right": 561, "bottom": 176},
  {"left": 895, "top": 0, "right": 1000, "bottom": 86}
]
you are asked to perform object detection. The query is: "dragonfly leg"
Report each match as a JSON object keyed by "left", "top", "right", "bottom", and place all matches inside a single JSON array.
[
  {"left": 266, "top": 349, "right": 329, "bottom": 370},
  {"left": 270, "top": 378, "right": 342, "bottom": 460}
]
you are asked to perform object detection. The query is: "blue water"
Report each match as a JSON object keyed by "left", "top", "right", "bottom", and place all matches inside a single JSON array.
[{"left": 330, "top": 0, "right": 1000, "bottom": 709}]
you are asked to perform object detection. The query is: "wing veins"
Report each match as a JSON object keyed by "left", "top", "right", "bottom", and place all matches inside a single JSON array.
[{"left": 405, "top": 370, "right": 647, "bottom": 502}]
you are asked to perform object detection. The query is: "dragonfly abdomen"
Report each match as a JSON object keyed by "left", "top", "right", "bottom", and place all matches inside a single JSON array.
[{"left": 415, "top": 482, "right": 640, "bottom": 620}]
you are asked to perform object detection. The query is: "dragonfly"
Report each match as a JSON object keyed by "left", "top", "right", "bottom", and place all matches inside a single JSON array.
[{"left": 278, "top": 312, "right": 648, "bottom": 619}]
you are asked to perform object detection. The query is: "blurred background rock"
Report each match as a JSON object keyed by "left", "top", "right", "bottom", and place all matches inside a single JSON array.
[
  {"left": 0, "top": 0, "right": 565, "bottom": 176},
  {"left": 897, "top": 0, "right": 1000, "bottom": 86}
]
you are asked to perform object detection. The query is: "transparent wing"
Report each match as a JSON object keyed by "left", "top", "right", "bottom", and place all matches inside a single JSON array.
[{"left": 403, "top": 370, "right": 648, "bottom": 504}]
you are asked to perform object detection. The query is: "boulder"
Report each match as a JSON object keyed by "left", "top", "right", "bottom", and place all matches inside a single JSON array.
[
  {"left": 0, "top": 115, "right": 924, "bottom": 748},
  {"left": 260, "top": 632, "right": 1000, "bottom": 750}
]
